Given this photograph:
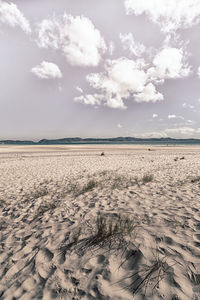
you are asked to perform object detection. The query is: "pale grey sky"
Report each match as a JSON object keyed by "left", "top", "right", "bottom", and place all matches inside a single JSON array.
[{"left": 0, "top": 0, "right": 200, "bottom": 140}]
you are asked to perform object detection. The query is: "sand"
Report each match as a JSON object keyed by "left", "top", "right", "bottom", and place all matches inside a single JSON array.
[{"left": 0, "top": 145, "right": 200, "bottom": 299}]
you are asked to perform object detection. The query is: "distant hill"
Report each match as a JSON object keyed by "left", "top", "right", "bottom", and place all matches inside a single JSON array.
[{"left": 0, "top": 137, "right": 200, "bottom": 145}]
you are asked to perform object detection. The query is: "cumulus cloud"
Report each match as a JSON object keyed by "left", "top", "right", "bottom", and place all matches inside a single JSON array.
[
  {"left": 119, "top": 33, "right": 146, "bottom": 57},
  {"left": 75, "top": 42, "right": 191, "bottom": 109},
  {"left": 0, "top": 0, "right": 31, "bottom": 33},
  {"left": 31, "top": 61, "right": 62, "bottom": 79},
  {"left": 147, "top": 47, "right": 191, "bottom": 80},
  {"left": 75, "top": 57, "right": 164, "bottom": 109},
  {"left": 124, "top": 0, "right": 200, "bottom": 32},
  {"left": 134, "top": 83, "right": 163, "bottom": 102},
  {"left": 36, "top": 14, "right": 106, "bottom": 67},
  {"left": 74, "top": 94, "right": 104, "bottom": 106}
]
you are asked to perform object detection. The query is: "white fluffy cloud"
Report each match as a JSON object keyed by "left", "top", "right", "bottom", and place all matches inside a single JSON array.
[
  {"left": 119, "top": 33, "right": 146, "bottom": 57},
  {"left": 31, "top": 61, "right": 62, "bottom": 79},
  {"left": 75, "top": 57, "right": 164, "bottom": 109},
  {"left": 75, "top": 43, "right": 191, "bottom": 109},
  {"left": 74, "top": 31, "right": 191, "bottom": 110},
  {"left": 148, "top": 47, "right": 191, "bottom": 80},
  {"left": 74, "top": 94, "right": 104, "bottom": 106},
  {"left": 0, "top": 0, "right": 31, "bottom": 33},
  {"left": 124, "top": 0, "right": 200, "bottom": 32},
  {"left": 134, "top": 83, "right": 163, "bottom": 103},
  {"left": 36, "top": 14, "right": 106, "bottom": 67}
]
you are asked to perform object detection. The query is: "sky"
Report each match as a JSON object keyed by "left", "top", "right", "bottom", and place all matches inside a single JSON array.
[{"left": 0, "top": 0, "right": 200, "bottom": 140}]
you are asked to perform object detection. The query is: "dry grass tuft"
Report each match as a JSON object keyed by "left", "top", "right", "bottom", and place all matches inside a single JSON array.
[
  {"left": 77, "top": 180, "right": 98, "bottom": 196},
  {"left": 96, "top": 213, "right": 136, "bottom": 240},
  {"left": 123, "top": 250, "right": 176, "bottom": 297},
  {"left": 142, "top": 174, "right": 154, "bottom": 184},
  {"left": 58, "top": 213, "right": 137, "bottom": 258}
]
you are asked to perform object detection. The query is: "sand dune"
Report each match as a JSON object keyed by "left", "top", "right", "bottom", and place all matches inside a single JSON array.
[{"left": 0, "top": 145, "right": 200, "bottom": 299}]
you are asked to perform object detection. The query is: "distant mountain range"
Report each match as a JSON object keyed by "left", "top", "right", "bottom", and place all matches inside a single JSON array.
[{"left": 0, "top": 137, "right": 200, "bottom": 145}]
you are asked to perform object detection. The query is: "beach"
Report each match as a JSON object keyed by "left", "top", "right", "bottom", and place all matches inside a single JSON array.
[{"left": 0, "top": 145, "right": 200, "bottom": 299}]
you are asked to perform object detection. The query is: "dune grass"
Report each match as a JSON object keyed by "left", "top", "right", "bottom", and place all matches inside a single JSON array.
[
  {"left": 142, "top": 174, "right": 154, "bottom": 184},
  {"left": 78, "top": 179, "right": 97, "bottom": 195},
  {"left": 58, "top": 212, "right": 137, "bottom": 258}
]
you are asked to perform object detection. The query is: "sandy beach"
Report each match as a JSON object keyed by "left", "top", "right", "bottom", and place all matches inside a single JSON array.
[{"left": 0, "top": 145, "right": 200, "bottom": 300}]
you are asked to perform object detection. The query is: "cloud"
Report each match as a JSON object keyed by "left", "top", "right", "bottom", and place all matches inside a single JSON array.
[
  {"left": 75, "top": 86, "right": 83, "bottom": 93},
  {"left": 168, "top": 114, "right": 177, "bottom": 119},
  {"left": 147, "top": 47, "right": 191, "bottom": 80},
  {"left": 124, "top": 0, "right": 200, "bottom": 32},
  {"left": 133, "top": 127, "right": 200, "bottom": 138},
  {"left": 75, "top": 43, "right": 190, "bottom": 109},
  {"left": 132, "top": 131, "right": 168, "bottom": 138},
  {"left": 152, "top": 114, "right": 158, "bottom": 118},
  {"left": 134, "top": 83, "right": 163, "bottom": 102},
  {"left": 164, "top": 127, "right": 200, "bottom": 138},
  {"left": 84, "top": 57, "right": 152, "bottom": 109},
  {"left": 36, "top": 14, "right": 106, "bottom": 67},
  {"left": 76, "top": 57, "right": 165, "bottom": 109},
  {"left": 31, "top": 61, "right": 62, "bottom": 79},
  {"left": 186, "top": 120, "right": 194, "bottom": 124},
  {"left": 197, "top": 66, "right": 200, "bottom": 78},
  {"left": 0, "top": 0, "right": 31, "bottom": 33},
  {"left": 168, "top": 114, "right": 185, "bottom": 121},
  {"left": 108, "top": 41, "right": 115, "bottom": 56},
  {"left": 74, "top": 94, "right": 104, "bottom": 106},
  {"left": 182, "top": 103, "right": 195, "bottom": 109},
  {"left": 117, "top": 123, "right": 122, "bottom": 128},
  {"left": 119, "top": 33, "right": 146, "bottom": 57}
]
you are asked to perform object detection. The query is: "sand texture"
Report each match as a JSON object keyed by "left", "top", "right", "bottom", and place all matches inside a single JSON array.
[{"left": 0, "top": 145, "right": 200, "bottom": 299}]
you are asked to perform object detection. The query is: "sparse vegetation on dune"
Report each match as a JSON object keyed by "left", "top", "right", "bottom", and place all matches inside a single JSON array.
[
  {"left": 58, "top": 212, "right": 138, "bottom": 258},
  {"left": 27, "top": 170, "right": 155, "bottom": 206},
  {"left": 142, "top": 174, "right": 154, "bottom": 184},
  {"left": 77, "top": 179, "right": 98, "bottom": 195},
  {"left": 57, "top": 211, "right": 191, "bottom": 298},
  {"left": 125, "top": 252, "right": 174, "bottom": 297},
  {"left": 191, "top": 176, "right": 200, "bottom": 183},
  {"left": 95, "top": 212, "right": 137, "bottom": 241},
  {"left": 0, "top": 199, "right": 5, "bottom": 207},
  {"left": 38, "top": 200, "right": 60, "bottom": 215}
]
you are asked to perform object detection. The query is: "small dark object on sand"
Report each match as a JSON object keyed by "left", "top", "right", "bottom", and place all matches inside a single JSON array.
[
  {"left": 180, "top": 156, "right": 185, "bottom": 160},
  {"left": 101, "top": 152, "right": 105, "bottom": 156},
  {"left": 148, "top": 148, "right": 151, "bottom": 151}
]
